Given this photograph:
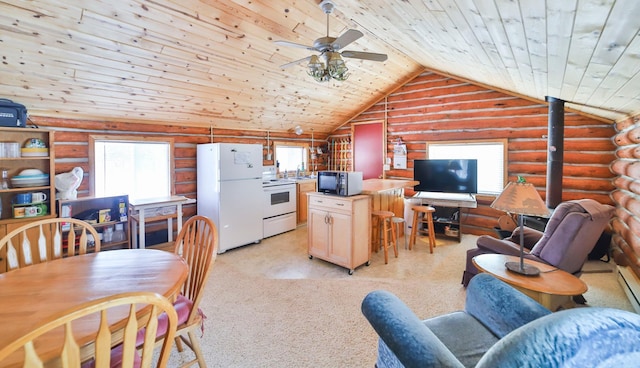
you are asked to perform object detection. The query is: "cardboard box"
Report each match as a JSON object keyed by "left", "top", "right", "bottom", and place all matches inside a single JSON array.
[{"left": 98, "top": 209, "right": 111, "bottom": 223}]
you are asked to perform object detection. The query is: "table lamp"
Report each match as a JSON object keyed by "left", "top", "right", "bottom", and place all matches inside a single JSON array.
[{"left": 490, "top": 177, "right": 551, "bottom": 276}]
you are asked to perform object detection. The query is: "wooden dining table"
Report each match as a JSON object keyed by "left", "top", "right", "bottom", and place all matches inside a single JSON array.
[{"left": 0, "top": 248, "right": 188, "bottom": 367}]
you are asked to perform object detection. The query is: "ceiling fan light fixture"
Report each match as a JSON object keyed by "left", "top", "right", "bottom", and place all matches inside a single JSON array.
[
  {"left": 307, "top": 55, "right": 329, "bottom": 82},
  {"left": 276, "top": 0, "right": 386, "bottom": 82},
  {"left": 327, "top": 52, "right": 349, "bottom": 81},
  {"left": 307, "top": 52, "right": 349, "bottom": 82}
]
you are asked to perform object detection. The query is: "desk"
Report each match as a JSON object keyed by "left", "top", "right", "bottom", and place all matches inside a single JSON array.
[
  {"left": 130, "top": 195, "right": 193, "bottom": 249},
  {"left": 472, "top": 254, "right": 588, "bottom": 311},
  {"left": 0, "top": 249, "right": 188, "bottom": 366}
]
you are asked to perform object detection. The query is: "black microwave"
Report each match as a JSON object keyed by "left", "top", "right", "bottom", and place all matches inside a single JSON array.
[{"left": 317, "top": 171, "right": 363, "bottom": 196}]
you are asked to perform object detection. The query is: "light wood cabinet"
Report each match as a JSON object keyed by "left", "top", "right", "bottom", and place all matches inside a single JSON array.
[
  {"left": 0, "top": 226, "right": 6, "bottom": 272},
  {"left": 297, "top": 180, "right": 316, "bottom": 224},
  {"left": 0, "top": 128, "right": 56, "bottom": 273},
  {"left": 307, "top": 193, "right": 370, "bottom": 274},
  {"left": 0, "top": 127, "right": 56, "bottom": 223},
  {"left": 0, "top": 127, "right": 56, "bottom": 270}
]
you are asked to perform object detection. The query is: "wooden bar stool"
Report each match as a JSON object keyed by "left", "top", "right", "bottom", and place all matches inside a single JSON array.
[
  {"left": 391, "top": 216, "right": 408, "bottom": 250},
  {"left": 409, "top": 205, "right": 437, "bottom": 253},
  {"left": 371, "top": 210, "right": 398, "bottom": 264}
]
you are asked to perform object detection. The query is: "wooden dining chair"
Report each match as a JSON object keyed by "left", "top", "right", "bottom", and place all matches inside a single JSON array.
[
  {"left": 0, "top": 217, "right": 101, "bottom": 271},
  {"left": 171, "top": 215, "right": 219, "bottom": 367},
  {"left": 0, "top": 291, "right": 177, "bottom": 368}
]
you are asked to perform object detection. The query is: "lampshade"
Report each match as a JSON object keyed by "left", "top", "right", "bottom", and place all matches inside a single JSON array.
[
  {"left": 491, "top": 181, "right": 550, "bottom": 217},
  {"left": 327, "top": 52, "right": 349, "bottom": 81},
  {"left": 307, "top": 52, "right": 349, "bottom": 82},
  {"left": 491, "top": 180, "right": 550, "bottom": 276}
]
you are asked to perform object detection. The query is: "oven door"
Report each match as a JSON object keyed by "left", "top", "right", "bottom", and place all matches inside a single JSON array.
[{"left": 263, "top": 184, "right": 297, "bottom": 219}]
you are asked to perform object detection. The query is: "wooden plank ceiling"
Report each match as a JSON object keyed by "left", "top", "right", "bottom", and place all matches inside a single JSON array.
[{"left": 1, "top": 0, "right": 639, "bottom": 134}]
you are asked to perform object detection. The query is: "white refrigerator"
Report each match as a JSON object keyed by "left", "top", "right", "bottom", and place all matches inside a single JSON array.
[{"left": 197, "top": 143, "right": 263, "bottom": 253}]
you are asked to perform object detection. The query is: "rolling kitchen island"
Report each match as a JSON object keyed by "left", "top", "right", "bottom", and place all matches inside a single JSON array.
[{"left": 307, "top": 192, "right": 371, "bottom": 274}]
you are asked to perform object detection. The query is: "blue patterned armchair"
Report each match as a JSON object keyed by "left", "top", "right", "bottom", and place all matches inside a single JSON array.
[{"left": 362, "top": 273, "right": 640, "bottom": 367}]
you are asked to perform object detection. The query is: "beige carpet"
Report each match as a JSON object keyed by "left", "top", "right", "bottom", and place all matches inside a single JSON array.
[{"left": 164, "top": 226, "right": 634, "bottom": 367}]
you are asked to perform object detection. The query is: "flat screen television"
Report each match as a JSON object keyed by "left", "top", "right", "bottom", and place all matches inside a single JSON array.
[{"left": 414, "top": 159, "right": 478, "bottom": 194}]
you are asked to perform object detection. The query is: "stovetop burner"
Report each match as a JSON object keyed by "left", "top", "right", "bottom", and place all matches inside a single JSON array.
[{"left": 262, "top": 179, "right": 297, "bottom": 188}]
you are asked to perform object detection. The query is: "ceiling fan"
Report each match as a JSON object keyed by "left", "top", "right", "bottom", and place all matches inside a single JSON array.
[{"left": 275, "top": 0, "right": 388, "bottom": 82}]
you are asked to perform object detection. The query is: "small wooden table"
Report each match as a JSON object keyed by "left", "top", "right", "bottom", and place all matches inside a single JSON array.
[
  {"left": 0, "top": 249, "right": 188, "bottom": 366},
  {"left": 472, "top": 254, "right": 588, "bottom": 311},
  {"left": 129, "top": 195, "right": 193, "bottom": 249}
]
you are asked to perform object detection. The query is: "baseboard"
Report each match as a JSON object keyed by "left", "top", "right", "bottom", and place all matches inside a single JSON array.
[{"left": 617, "top": 266, "right": 640, "bottom": 313}]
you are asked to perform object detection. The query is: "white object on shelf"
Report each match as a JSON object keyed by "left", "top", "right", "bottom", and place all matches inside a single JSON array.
[
  {"left": 55, "top": 167, "right": 83, "bottom": 200},
  {"left": 113, "top": 223, "right": 126, "bottom": 242},
  {"left": 104, "top": 227, "right": 113, "bottom": 243},
  {"left": 18, "top": 168, "right": 44, "bottom": 176}
]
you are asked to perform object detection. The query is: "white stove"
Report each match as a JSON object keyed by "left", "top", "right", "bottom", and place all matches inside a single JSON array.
[
  {"left": 262, "top": 179, "right": 297, "bottom": 187},
  {"left": 262, "top": 167, "right": 297, "bottom": 238}
]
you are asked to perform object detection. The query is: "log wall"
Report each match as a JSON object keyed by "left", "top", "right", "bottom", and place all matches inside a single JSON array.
[
  {"left": 331, "top": 71, "right": 617, "bottom": 237},
  {"left": 611, "top": 116, "right": 640, "bottom": 277},
  {"left": 31, "top": 116, "right": 328, "bottom": 237},
  {"left": 28, "top": 70, "right": 624, "bottom": 269}
]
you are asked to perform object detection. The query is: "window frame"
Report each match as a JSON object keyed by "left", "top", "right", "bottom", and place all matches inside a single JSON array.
[
  {"left": 273, "top": 140, "right": 309, "bottom": 173},
  {"left": 89, "top": 135, "right": 175, "bottom": 198},
  {"left": 426, "top": 139, "right": 507, "bottom": 195}
]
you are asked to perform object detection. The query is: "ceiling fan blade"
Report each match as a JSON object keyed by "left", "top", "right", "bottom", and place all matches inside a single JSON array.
[
  {"left": 274, "top": 40, "right": 316, "bottom": 51},
  {"left": 331, "top": 29, "right": 363, "bottom": 50},
  {"left": 280, "top": 56, "right": 312, "bottom": 69},
  {"left": 341, "top": 50, "right": 388, "bottom": 62}
]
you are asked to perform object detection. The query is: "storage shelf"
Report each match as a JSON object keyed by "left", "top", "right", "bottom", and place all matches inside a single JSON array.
[
  {"left": 57, "top": 195, "right": 130, "bottom": 250},
  {"left": 0, "top": 186, "right": 50, "bottom": 193},
  {"left": 0, "top": 157, "right": 50, "bottom": 161},
  {"left": 90, "top": 220, "right": 128, "bottom": 228},
  {"left": 0, "top": 127, "right": 55, "bottom": 223}
]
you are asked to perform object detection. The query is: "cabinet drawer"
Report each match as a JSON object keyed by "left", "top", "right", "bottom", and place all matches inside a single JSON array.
[{"left": 309, "top": 195, "right": 352, "bottom": 211}]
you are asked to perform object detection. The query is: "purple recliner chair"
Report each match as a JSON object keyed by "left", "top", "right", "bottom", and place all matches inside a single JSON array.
[{"left": 462, "top": 199, "right": 615, "bottom": 287}]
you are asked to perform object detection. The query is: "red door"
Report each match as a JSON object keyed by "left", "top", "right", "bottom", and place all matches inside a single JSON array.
[{"left": 353, "top": 122, "right": 383, "bottom": 179}]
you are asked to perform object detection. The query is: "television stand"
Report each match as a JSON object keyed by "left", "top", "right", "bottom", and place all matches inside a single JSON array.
[{"left": 412, "top": 192, "right": 478, "bottom": 242}]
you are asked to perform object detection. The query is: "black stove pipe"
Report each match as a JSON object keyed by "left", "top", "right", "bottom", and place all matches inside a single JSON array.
[{"left": 545, "top": 96, "right": 565, "bottom": 209}]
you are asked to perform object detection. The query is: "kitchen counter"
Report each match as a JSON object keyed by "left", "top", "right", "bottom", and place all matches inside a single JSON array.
[
  {"left": 294, "top": 178, "right": 317, "bottom": 184},
  {"left": 362, "top": 179, "right": 419, "bottom": 194},
  {"left": 362, "top": 179, "right": 419, "bottom": 238}
]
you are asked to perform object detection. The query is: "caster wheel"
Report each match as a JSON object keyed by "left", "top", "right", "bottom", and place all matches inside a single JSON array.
[
  {"left": 309, "top": 255, "right": 313, "bottom": 260},
  {"left": 348, "top": 269, "right": 354, "bottom": 275},
  {"left": 366, "top": 261, "right": 371, "bottom": 266}
]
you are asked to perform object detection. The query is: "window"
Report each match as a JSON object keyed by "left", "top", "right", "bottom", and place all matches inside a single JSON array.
[
  {"left": 427, "top": 140, "right": 506, "bottom": 195},
  {"left": 274, "top": 141, "right": 308, "bottom": 173},
  {"left": 90, "top": 136, "right": 174, "bottom": 201}
]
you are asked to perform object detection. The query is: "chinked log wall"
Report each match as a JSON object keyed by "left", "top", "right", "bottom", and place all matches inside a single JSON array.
[
  {"left": 611, "top": 116, "right": 640, "bottom": 276},
  {"left": 332, "top": 70, "right": 617, "bottom": 238},
  {"left": 30, "top": 117, "right": 327, "bottom": 238}
]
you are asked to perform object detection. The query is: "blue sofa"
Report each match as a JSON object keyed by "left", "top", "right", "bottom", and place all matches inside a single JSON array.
[{"left": 362, "top": 273, "right": 640, "bottom": 367}]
